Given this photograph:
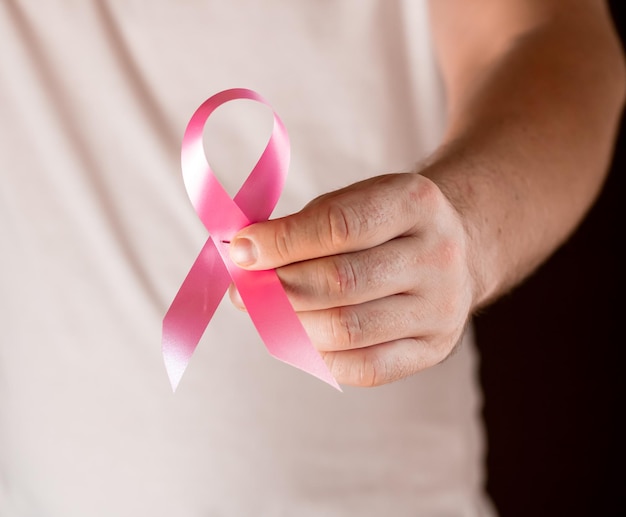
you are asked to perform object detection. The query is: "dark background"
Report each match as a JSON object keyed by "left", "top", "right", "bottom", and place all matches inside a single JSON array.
[{"left": 474, "top": 2, "right": 625, "bottom": 516}]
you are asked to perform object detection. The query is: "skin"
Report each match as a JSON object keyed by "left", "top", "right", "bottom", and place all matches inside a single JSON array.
[{"left": 229, "top": 0, "right": 626, "bottom": 387}]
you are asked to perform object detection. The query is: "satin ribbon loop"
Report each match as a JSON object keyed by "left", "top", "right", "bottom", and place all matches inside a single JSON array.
[{"left": 162, "top": 88, "right": 339, "bottom": 392}]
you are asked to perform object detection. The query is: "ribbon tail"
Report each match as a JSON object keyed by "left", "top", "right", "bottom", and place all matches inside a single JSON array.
[
  {"left": 162, "top": 238, "right": 231, "bottom": 391},
  {"left": 232, "top": 268, "right": 341, "bottom": 391}
]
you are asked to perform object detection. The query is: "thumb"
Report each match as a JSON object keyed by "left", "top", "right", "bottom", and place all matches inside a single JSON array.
[
  {"left": 228, "top": 209, "right": 328, "bottom": 270},
  {"left": 228, "top": 173, "right": 425, "bottom": 270}
]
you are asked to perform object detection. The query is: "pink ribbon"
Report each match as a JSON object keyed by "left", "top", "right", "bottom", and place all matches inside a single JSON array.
[{"left": 162, "top": 88, "right": 339, "bottom": 392}]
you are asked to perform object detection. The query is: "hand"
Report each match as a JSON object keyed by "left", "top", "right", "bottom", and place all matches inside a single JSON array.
[{"left": 228, "top": 172, "right": 477, "bottom": 387}]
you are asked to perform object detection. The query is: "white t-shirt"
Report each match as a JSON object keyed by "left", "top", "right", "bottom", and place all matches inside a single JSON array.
[{"left": 0, "top": 1, "right": 495, "bottom": 515}]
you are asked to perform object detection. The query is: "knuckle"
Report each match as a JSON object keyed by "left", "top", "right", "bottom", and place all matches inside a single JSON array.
[
  {"left": 434, "top": 237, "right": 464, "bottom": 270},
  {"left": 424, "top": 284, "right": 461, "bottom": 321},
  {"left": 272, "top": 219, "right": 296, "bottom": 264},
  {"left": 360, "top": 355, "right": 383, "bottom": 387},
  {"left": 420, "top": 294, "right": 467, "bottom": 344},
  {"left": 324, "top": 202, "right": 355, "bottom": 249},
  {"left": 329, "top": 306, "right": 364, "bottom": 349},
  {"left": 327, "top": 255, "right": 359, "bottom": 298},
  {"left": 438, "top": 296, "right": 461, "bottom": 322},
  {"left": 434, "top": 278, "right": 472, "bottom": 327},
  {"left": 425, "top": 334, "right": 461, "bottom": 367},
  {"left": 352, "top": 352, "right": 397, "bottom": 388},
  {"left": 404, "top": 175, "right": 447, "bottom": 223},
  {"left": 412, "top": 174, "right": 442, "bottom": 208}
]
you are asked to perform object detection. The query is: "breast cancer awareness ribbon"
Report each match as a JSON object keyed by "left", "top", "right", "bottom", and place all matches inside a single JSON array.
[{"left": 162, "top": 88, "right": 340, "bottom": 392}]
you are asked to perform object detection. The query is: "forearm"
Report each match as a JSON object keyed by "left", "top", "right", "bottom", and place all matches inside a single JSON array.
[{"left": 424, "top": 1, "right": 625, "bottom": 308}]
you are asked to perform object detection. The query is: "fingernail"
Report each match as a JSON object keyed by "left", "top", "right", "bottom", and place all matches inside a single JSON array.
[{"left": 230, "top": 237, "right": 257, "bottom": 266}]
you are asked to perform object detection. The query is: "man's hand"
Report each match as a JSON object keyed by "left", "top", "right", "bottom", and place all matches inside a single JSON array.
[
  {"left": 229, "top": 0, "right": 624, "bottom": 388},
  {"left": 229, "top": 173, "right": 476, "bottom": 387}
]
